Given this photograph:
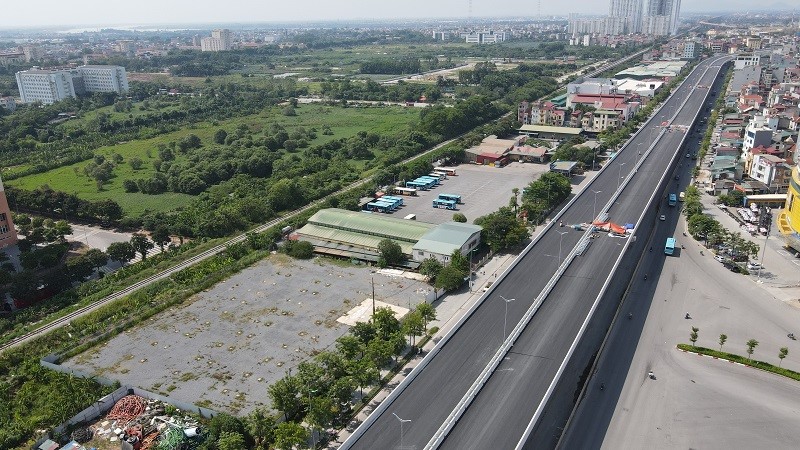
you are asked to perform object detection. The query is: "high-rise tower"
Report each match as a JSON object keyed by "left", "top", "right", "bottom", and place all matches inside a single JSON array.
[
  {"left": 0, "top": 176, "right": 17, "bottom": 249},
  {"left": 609, "top": 0, "right": 643, "bottom": 34},
  {"left": 643, "top": 0, "right": 681, "bottom": 36}
]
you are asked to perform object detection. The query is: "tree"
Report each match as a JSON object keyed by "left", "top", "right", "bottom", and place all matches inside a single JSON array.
[
  {"left": 718, "top": 333, "right": 727, "bottom": 352},
  {"left": 416, "top": 302, "right": 437, "bottom": 334},
  {"left": 377, "top": 239, "right": 404, "bottom": 267},
  {"left": 151, "top": 225, "right": 171, "bottom": 252},
  {"left": 418, "top": 257, "right": 443, "bottom": 279},
  {"left": 778, "top": 347, "right": 789, "bottom": 367},
  {"left": 214, "top": 129, "right": 229, "bottom": 145},
  {"left": 473, "top": 207, "right": 530, "bottom": 252},
  {"left": 246, "top": 408, "right": 276, "bottom": 450},
  {"left": 217, "top": 431, "right": 247, "bottom": 450},
  {"left": 66, "top": 256, "right": 95, "bottom": 281},
  {"left": 689, "top": 327, "right": 699, "bottom": 347},
  {"left": 373, "top": 307, "right": 401, "bottom": 340},
  {"left": 129, "top": 157, "right": 143, "bottom": 170},
  {"left": 84, "top": 248, "right": 108, "bottom": 271},
  {"left": 452, "top": 212, "right": 467, "bottom": 223},
  {"left": 746, "top": 338, "right": 759, "bottom": 361},
  {"left": 284, "top": 240, "right": 314, "bottom": 259},
  {"left": 434, "top": 264, "right": 467, "bottom": 291},
  {"left": 351, "top": 321, "right": 376, "bottom": 345},
  {"left": 273, "top": 422, "right": 308, "bottom": 450},
  {"left": 268, "top": 376, "right": 302, "bottom": 421},
  {"left": 207, "top": 413, "right": 248, "bottom": 442},
  {"left": 107, "top": 241, "right": 135, "bottom": 265},
  {"left": 335, "top": 334, "right": 363, "bottom": 360},
  {"left": 130, "top": 233, "right": 154, "bottom": 260},
  {"left": 403, "top": 310, "right": 425, "bottom": 348},
  {"left": 449, "top": 249, "right": 469, "bottom": 273},
  {"left": 306, "top": 395, "right": 335, "bottom": 446},
  {"left": 688, "top": 215, "right": 721, "bottom": 244},
  {"left": 350, "top": 358, "right": 379, "bottom": 397}
]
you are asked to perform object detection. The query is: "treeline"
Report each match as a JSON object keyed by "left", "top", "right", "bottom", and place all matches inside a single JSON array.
[
  {"left": 418, "top": 96, "right": 503, "bottom": 139},
  {"left": 320, "top": 79, "right": 437, "bottom": 103},
  {"left": 360, "top": 57, "right": 421, "bottom": 74},
  {"left": 5, "top": 186, "right": 123, "bottom": 223}
]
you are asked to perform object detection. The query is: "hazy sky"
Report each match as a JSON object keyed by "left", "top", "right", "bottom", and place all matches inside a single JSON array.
[{"left": 7, "top": 0, "right": 782, "bottom": 28}]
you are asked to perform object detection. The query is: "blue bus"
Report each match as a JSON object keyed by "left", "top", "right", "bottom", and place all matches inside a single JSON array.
[
  {"left": 668, "top": 193, "right": 677, "bottom": 206},
  {"left": 366, "top": 202, "right": 391, "bottom": 213},
  {"left": 432, "top": 199, "right": 457, "bottom": 210},
  {"left": 381, "top": 196, "right": 404, "bottom": 207},
  {"left": 406, "top": 181, "right": 429, "bottom": 190},
  {"left": 438, "top": 193, "right": 462, "bottom": 204},
  {"left": 664, "top": 237, "right": 676, "bottom": 255},
  {"left": 417, "top": 176, "right": 439, "bottom": 186}
]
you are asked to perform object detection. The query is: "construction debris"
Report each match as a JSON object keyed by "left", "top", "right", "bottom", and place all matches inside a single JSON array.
[{"left": 88, "top": 396, "right": 203, "bottom": 450}]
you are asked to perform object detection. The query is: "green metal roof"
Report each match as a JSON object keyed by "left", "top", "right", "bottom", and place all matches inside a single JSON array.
[
  {"left": 413, "top": 222, "right": 483, "bottom": 256},
  {"left": 306, "top": 208, "right": 434, "bottom": 243},
  {"left": 297, "top": 223, "right": 417, "bottom": 255}
]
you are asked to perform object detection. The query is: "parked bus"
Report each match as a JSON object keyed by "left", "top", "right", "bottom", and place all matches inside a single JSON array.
[
  {"left": 395, "top": 187, "right": 418, "bottom": 196},
  {"left": 432, "top": 199, "right": 457, "bottom": 210},
  {"left": 417, "top": 176, "right": 439, "bottom": 186},
  {"left": 432, "top": 169, "right": 450, "bottom": 178},
  {"left": 429, "top": 172, "right": 447, "bottom": 180},
  {"left": 435, "top": 167, "right": 457, "bottom": 176},
  {"left": 664, "top": 237, "right": 676, "bottom": 255},
  {"left": 668, "top": 193, "right": 677, "bottom": 206},
  {"left": 406, "top": 181, "right": 429, "bottom": 190},
  {"left": 438, "top": 193, "right": 462, "bottom": 204},
  {"left": 366, "top": 202, "right": 392, "bottom": 213},
  {"left": 381, "top": 196, "right": 404, "bottom": 206}
]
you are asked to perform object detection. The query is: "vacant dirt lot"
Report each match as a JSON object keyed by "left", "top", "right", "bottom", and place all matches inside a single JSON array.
[{"left": 64, "top": 254, "right": 431, "bottom": 415}]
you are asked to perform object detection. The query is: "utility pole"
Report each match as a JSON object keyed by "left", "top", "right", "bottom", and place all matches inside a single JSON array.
[{"left": 371, "top": 277, "right": 376, "bottom": 319}]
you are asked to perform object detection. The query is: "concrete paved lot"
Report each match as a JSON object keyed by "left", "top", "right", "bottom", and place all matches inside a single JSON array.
[
  {"left": 64, "top": 254, "right": 431, "bottom": 415},
  {"left": 391, "top": 162, "right": 550, "bottom": 224}
]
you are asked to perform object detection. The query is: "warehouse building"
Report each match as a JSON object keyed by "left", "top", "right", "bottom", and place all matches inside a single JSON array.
[{"left": 295, "top": 209, "right": 482, "bottom": 268}]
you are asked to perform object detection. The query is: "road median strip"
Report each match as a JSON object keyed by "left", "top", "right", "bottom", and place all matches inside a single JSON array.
[{"left": 677, "top": 344, "right": 800, "bottom": 381}]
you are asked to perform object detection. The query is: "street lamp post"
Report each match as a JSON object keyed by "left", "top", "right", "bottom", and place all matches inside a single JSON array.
[
  {"left": 617, "top": 162, "right": 626, "bottom": 190},
  {"left": 757, "top": 208, "right": 772, "bottom": 282},
  {"left": 637, "top": 142, "right": 643, "bottom": 167},
  {"left": 499, "top": 294, "right": 516, "bottom": 341},
  {"left": 592, "top": 190, "right": 602, "bottom": 221},
  {"left": 392, "top": 412, "right": 411, "bottom": 449},
  {"left": 557, "top": 230, "right": 569, "bottom": 263}
]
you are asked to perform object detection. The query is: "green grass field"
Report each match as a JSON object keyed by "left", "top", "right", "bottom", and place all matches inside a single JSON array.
[{"left": 8, "top": 103, "right": 419, "bottom": 217}]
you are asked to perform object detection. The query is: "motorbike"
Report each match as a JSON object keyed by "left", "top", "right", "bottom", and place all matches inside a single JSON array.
[
  {"left": 628, "top": 313, "right": 633, "bottom": 320},
  {"left": 600, "top": 383, "right": 605, "bottom": 391},
  {"left": 685, "top": 312, "right": 691, "bottom": 319},
  {"left": 682, "top": 232, "right": 687, "bottom": 236},
  {"left": 648, "top": 371, "right": 656, "bottom": 380},
  {"left": 644, "top": 274, "right": 648, "bottom": 280},
  {"left": 789, "top": 333, "right": 796, "bottom": 340}
]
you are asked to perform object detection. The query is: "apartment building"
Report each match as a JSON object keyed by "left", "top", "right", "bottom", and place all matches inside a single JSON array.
[
  {"left": 201, "top": 29, "right": 233, "bottom": 51},
  {"left": 0, "top": 176, "right": 17, "bottom": 249},
  {"left": 15, "top": 65, "right": 128, "bottom": 104}
]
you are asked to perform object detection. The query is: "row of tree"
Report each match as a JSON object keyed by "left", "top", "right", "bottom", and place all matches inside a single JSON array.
[
  {"left": 689, "top": 328, "right": 789, "bottom": 367},
  {"left": 683, "top": 186, "right": 759, "bottom": 262}
]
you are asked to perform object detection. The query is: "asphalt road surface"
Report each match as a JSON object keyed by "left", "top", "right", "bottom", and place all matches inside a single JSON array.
[
  {"left": 560, "top": 212, "right": 800, "bottom": 449},
  {"left": 344, "top": 55, "right": 733, "bottom": 450}
]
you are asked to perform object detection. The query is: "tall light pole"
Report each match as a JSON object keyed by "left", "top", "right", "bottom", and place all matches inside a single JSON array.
[
  {"left": 499, "top": 294, "right": 516, "bottom": 341},
  {"left": 617, "top": 162, "right": 626, "bottom": 190},
  {"left": 592, "top": 190, "right": 602, "bottom": 221},
  {"left": 757, "top": 207, "right": 772, "bottom": 282},
  {"left": 557, "top": 230, "right": 569, "bottom": 263},
  {"left": 636, "top": 142, "right": 643, "bottom": 167},
  {"left": 392, "top": 412, "right": 411, "bottom": 449}
]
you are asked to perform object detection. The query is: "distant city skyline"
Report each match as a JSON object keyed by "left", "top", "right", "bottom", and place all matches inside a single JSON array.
[{"left": 6, "top": 0, "right": 797, "bottom": 29}]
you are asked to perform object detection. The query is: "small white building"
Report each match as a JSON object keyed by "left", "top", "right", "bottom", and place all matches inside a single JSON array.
[{"left": 412, "top": 222, "right": 482, "bottom": 264}]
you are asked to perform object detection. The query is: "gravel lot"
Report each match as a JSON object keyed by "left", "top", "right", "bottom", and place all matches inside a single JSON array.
[
  {"left": 390, "top": 162, "right": 551, "bottom": 224},
  {"left": 64, "top": 254, "right": 431, "bottom": 415}
]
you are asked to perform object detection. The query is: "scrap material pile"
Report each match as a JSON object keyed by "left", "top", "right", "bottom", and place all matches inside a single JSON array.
[{"left": 90, "top": 395, "right": 203, "bottom": 450}]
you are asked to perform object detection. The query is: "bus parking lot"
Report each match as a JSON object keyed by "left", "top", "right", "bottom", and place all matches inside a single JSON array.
[{"left": 382, "top": 162, "right": 553, "bottom": 224}]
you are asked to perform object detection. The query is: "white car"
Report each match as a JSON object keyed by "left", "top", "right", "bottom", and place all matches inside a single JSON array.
[
  {"left": 747, "top": 262, "right": 761, "bottom": 270},
  {"left": 714, "top": 255, "right": 726, "bottom": 263},
  {"left": 659, "top": 215, "right": 666, "bottom": 221}
]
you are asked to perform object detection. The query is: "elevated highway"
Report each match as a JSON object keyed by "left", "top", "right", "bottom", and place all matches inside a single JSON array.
[{"left": 342, "top": 54, "right": 732, "bottom": 450}]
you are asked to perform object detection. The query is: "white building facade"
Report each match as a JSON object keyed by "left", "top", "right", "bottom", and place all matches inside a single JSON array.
[
  {"left": 201, "top": 29, "right": 233, "bottom": 52},
  {"left": 16, "top": 65, "right": 128, "bottom": 104}
]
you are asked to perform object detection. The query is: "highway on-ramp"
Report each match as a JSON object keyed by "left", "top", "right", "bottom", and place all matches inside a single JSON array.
[{"left": 343, "top": 55, "right": 732, "bottom": 450}]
